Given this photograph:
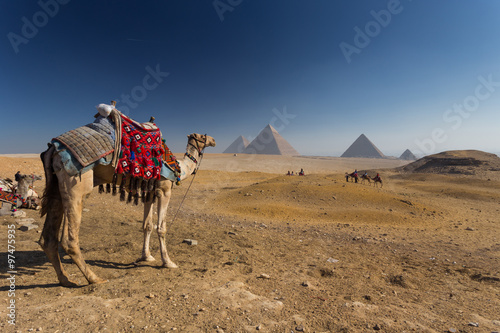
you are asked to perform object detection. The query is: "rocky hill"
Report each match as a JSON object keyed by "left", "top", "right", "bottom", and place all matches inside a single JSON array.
[{"left": 397, "top": 150, "right": 500, "bottom": 179}]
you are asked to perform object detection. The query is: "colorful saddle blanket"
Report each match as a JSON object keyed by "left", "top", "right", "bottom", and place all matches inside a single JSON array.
[
  {"left": 162, "top": 141, "right": 181, "bottom": 174},
  {"left": 115, "top": 114, "right": 163, "bottom": 180},
  {"left": 0, "top": 190, "right": 17, "bottom": 205}
]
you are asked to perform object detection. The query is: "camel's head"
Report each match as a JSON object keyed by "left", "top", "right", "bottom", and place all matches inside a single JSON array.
[{"left": 187, "top": 133, "right": 216, "bottom": 152}]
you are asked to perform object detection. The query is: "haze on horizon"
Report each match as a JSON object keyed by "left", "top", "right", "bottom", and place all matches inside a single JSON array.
[{"left": 1, "top": 1, "right": 499, "bottom": 157}]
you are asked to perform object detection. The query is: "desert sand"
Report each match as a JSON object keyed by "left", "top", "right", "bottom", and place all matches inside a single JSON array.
[{"left": 0, "top": 152, "right": 499, "bottom": 332}]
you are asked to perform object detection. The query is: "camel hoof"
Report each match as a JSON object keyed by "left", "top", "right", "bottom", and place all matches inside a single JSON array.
[
  {"left": 90, "top": 278, "right": 108, "bottom": 285},
  {"left": 162, "top": 262, "right": 178, "bottom": 269},
  {"left": 135, "top": 255, "right": 156, "bottom": 263},
  {"left": 60, "top": 279, "right": 79, "bottom": 288}
]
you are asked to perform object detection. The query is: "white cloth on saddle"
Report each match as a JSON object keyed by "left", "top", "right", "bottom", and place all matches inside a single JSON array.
[{"left": 97, "top": 104, "right": 114, "bottom": 117}]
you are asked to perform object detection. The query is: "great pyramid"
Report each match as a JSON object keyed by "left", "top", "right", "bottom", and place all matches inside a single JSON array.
[
  {"left": 399, "top": 149, "right": 417, "bottom": 160},
  {"left": 223, "top": 135, "right": 250, "bottom": 154},
  {"left": 341, "top": 134, "right": 385, "bottom": 158},
  {"left": 243, "top": 124, "right": 299, "bottom": 155}
]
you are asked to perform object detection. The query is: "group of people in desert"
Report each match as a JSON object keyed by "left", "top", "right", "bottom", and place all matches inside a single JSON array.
[
  {"left": 283, "top": 168, "right": 382, "bottom": 186},
  {"left": 286, "top": 168, "right": 305, "bottom": 176},
  {"left": 345, "top": 169, "right": 382, "bottom": 186}
]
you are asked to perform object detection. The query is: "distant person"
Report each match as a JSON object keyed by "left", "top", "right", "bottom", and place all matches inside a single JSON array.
[
  {"left": 15, "top": 171, "right": 22, "bottom": 182},
  {"left": 287, "top": 171, "right": 291, "bottom": 176},
  {"left": 353, "top": 169, "right": 358, "bottom": 183},
  {"left": 373, "top": 173, "right": 381, "bottom": 181},
  {"left": 299, "top": 168, "right": 305, "bottom": 176},
  {"left": 291, "top": 171, "right": 294, "bottom": 176}
]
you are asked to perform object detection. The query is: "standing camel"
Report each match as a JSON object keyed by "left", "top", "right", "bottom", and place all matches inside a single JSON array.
[
  {"left": 345, "top": 172, "right": 359, "bottom": 183},
  {"left": 39, "top": 132, "right": 215, "bottom": 287},
  {"left": 360, "top": 174, "right": 371, "bottom": 185},
  {"left": 371, "top": 174, "right": 383, "bottom": 188}
]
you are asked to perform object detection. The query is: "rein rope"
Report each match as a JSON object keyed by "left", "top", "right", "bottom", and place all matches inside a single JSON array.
[{"left": 171, "top": 134, "right": 207, "bottom": 224}]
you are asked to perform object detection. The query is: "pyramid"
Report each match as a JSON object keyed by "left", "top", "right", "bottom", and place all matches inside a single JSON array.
[
  {"left": 341, "top": 134, "right": 385, "bottom": 158},
  {"left": 223, "top": 135, "right": 250, "bottom": 154},
  {"left": 243, "top": 124, "right": 299, "bottom": 155},
  {"left": 399, "top": 149, "right": 416, "bottom": 160}
]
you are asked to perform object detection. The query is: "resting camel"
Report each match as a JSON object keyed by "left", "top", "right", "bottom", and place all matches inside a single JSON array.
[
  {"left": 39, "top": 133, "right": 216, "bottom": 287},
  {"left": 16, "top": 174, "right": 42, "bottom": 209}
]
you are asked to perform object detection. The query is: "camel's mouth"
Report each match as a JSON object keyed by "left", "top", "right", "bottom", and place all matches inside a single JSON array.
[
  {"left": 207, "top": 136, "right": 216, "bottom": 147},
  {"left": 189, "top": 133, "right": 216, "bottom": 148}
]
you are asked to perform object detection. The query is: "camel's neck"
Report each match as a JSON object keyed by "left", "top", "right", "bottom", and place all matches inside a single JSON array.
[{"left": 179, "top": 143, "right": 201, "bottom": 180}]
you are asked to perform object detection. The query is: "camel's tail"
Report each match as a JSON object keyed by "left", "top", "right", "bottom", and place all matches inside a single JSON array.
[{"left": 40, "top": 145, "right": 62, "bottom": 218}]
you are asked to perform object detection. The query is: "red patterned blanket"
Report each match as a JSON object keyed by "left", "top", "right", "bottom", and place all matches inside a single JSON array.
[
  {"left": 113, "top": 114, "right": 164, "bottom": 203},
  {"left": 116, "top": 114, "right": 163, "bottom": 179}
]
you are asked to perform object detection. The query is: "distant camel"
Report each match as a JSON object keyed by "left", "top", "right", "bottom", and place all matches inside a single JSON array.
[
  {"left": 360, "top": 174, "right": 371, "bottom": 185},
  {"left": 345, "top": 172, "right": 359, "bottom": 183},
  {"left": 39, "top": 118, "right": 216, "bottom": 286},
  {"left": 371, "top": 174, "right": 383, "bottom": 188}
]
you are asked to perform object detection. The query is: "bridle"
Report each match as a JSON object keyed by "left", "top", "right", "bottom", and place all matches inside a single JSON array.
[
  {"left": 185, "top": 134, "right": 208, "bottom": 167},
  {"left": 171, "top": 134, "right": 209, "bottom": 223}
]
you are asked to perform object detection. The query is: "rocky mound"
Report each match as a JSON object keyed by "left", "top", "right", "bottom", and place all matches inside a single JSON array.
[{"left": 397, "top": 150, "right": 500, "bottom": 178}]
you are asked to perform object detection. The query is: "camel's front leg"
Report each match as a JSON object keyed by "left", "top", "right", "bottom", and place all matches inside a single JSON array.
[
  {"left": 157, "top": 183, "right": 178, "bottom": 268},
  {"left": 136, "top": 199, "right": 156, "bottom": 262}
]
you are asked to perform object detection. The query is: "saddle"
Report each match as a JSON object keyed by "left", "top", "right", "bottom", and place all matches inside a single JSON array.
[{"left": 54, "top": 102, "right": 181, "bottom": 204}]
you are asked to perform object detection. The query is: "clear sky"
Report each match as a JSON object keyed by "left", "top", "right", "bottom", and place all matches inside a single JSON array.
[{"left": 1, "top": 1, "right": 499, "bottom": 156}]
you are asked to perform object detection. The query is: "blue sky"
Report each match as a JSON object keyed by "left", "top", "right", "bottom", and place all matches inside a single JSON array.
[{"left": 1, "top": 0, "right": 499, "bottom": 156}]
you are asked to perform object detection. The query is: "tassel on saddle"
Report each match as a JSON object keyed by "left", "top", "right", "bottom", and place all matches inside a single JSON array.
[{"left": 101, "top": 172, "right": 160, "bottom": 205}]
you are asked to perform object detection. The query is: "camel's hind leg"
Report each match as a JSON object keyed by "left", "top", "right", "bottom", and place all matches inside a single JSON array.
[
  {"left": 40, "top": 206, "right": 78, "bottom": 287},
  {"left": 156, "top": 181, "right": 178, "bottom": 268},
  {"left": 39, "top": 147, "right": 77, "bottom": 287},
  {"left": 56, "top": 167, "right": 107, "bottom": 285}
]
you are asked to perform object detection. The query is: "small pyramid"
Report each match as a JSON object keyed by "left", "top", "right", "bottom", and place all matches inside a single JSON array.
[
  {"left": 243, "top": 124, "right": 299, "bottom": 155},
  {"left": 341, "top": 134, "right": 385, "bottom": 158},
  {"left": 223, "top": 135, "right": 250, "bottom": 154},
  {"left": 399, "top": 149, "right": 417, "bottom": 160}
]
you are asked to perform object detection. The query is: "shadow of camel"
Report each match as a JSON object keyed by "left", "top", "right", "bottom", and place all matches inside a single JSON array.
[{"left": 1, "top": 249, "right": 141, "bottom": 289}]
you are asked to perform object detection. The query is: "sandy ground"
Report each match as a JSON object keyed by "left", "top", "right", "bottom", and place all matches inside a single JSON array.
[{"left": 0, "top": 153, "right": 499, "bottom": 333}]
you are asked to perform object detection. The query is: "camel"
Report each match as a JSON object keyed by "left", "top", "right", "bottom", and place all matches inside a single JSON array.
[
  {"left": 345, "top": 172, "right": 359, "bottom": 183},
  {"left": 360, "top": 174, "right": 371, "bottom": 185},
  {"left": 371, "top": 175, "right": 383, "bottom": 188},
  {"left": 39, "top": 132, "right": 216, "bottom": 287},
  {"left": 0, "top": 175, "right": 42, "bottom": 209},
  {"left": 16, "top": 174, "right": 42, "bottom": 209}
]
